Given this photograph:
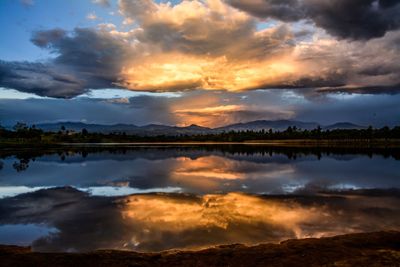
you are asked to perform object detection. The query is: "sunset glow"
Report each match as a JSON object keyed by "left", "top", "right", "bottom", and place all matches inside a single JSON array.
[
  {"left": 1, "top": 1, "right": 400, "bottom": 262},
  {"left": 1, "top": 0, "right": 400, "bottom": 127},
  {"left": 120, "top": 54, "right": 299, "bottom": 92}
]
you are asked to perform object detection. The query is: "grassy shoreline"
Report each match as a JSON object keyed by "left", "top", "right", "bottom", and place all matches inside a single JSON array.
[{"left": 1, "top": 231, "right": 399, "bottom": 267}]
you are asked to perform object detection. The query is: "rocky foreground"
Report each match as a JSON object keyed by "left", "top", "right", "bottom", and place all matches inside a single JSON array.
[{"left": 0, "top": 231, "right": 399, "bottom": 267}]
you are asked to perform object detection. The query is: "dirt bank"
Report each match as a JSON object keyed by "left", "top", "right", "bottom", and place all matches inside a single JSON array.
[{"left": 1, "top": 231, "right": 400, "bottom": 267}]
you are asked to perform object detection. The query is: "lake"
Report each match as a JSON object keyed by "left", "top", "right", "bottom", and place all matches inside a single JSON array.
[{"left": 0, "top": 145, "right": 399, "bottom": 252}]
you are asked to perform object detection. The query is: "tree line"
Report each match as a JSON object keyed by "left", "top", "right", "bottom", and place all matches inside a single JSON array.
[{"left": 1, "top": 122, "right": 400, "bottom": 143}]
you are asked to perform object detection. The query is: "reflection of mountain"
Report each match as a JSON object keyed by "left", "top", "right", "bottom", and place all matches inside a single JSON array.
[
  {"left": 35, "top": 120, "right": 365, "bottom": 135},
  {"left": 1, "top": 146, "right": 399, "bottom": 196},
  {"left": 2, "top": 145, "right": 398, "bottom": 165},
  {"left": 1, "top": 146, "right": 399, "bottom": 194},
  {"left": 0, "top": 187, "right": 399, "bottom": 252},
  {"left": 322, "top": 122, "right": 366, "bottom": 130}
]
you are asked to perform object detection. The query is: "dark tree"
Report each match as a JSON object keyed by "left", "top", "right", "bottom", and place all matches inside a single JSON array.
[{"left": 13, "top": 122, "right": 28, "bottom": 132}]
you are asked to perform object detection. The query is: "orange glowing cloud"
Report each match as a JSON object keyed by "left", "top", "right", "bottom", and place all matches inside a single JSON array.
[
  {"left": 112, "top": 0, "right": 307, "bottom": 93},
  {"left": 119, "top": 54, "right": 299, "bottom": 92},
  {"left": 3, "top": 0, "right": 400, "bottom": 99},
  {"left": 175, "top": 105, "right": 243, "bottom": 114},
  {"left": 113, "top": 0, "right": 399, "bottom": 95},
  {"left": 173, "top": 104, "right": 244, "bottom": 126}
]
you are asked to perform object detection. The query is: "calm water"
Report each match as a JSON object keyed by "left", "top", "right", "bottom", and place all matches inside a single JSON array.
[{"left": 0, "top": 145, "right": 399, "bottom": 252}]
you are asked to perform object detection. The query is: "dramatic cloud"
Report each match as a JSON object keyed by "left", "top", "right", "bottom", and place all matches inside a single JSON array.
[
  {"left": 296, "top": 29, "right": 400, "bottom": 94},
  {"left": 0, "top": 0, "right": 400, "bottom": 98},
  {"left": 1, "top": 28, "right": 133, "bottom": 97},
  {"left": 0, "top": 61, "right": 84, "bottom": 98},
  {"left": 224, "top": 0, "right": 400, "bottom": 40},
  {"left": 117, "top": 0, "right": 302, "bottom": 92}
]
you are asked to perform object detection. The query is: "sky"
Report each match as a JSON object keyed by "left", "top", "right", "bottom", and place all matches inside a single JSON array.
[{"left": 0, "top": 0, "right": 400, "bottom": 127}]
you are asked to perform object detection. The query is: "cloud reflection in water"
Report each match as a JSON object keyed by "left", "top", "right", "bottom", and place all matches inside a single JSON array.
[
  {"left": 0, "top": 147, "right": 399, "bottom": 252},
  {"left": 1, "top": 147, "right": 399, "bottom": 195},
  {"left": 0, "top": 187, "right": 399, "bottom": 252}
]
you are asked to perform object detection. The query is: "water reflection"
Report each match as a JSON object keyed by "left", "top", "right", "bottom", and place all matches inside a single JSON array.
[
  {"left": 0, "top": 146, "right": 399, "bottom": 195},
  {"left": 0, "top": 145, "right": 399, "bottom": 252},
  {"left": 0, "top": 187, "right": 399, "bottom": 252},
  {"left": 0, "top": 224, "right": 58, "bottom": 246}
]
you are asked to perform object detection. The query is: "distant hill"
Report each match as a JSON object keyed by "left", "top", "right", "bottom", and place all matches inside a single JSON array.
[
  {"left": 35, "top": 122, "right": 211, "bottom": 136},
  {"left": 216, "top": 120, "right": 320, "bottom": 132},
  {"left": 322, "top": 122, "right": 366, "bottom": 130},
  {"left": 34, "top": 120, "right": 366, "bottom": 136},
  {"left": 35, "top": 122, "right": 139, "bottom": 133}
]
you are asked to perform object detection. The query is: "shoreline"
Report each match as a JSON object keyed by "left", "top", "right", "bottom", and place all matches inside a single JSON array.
[
  {"left": 1, "top": 139, "right": 400, "bottom": 148},
  {"left": 0, "top": 231, "right": 399, "bottom": 267}
]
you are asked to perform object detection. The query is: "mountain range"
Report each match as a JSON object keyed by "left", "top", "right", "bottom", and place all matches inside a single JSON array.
[{"left": 33, "top": 120, "right": 366, "bottom": 136}]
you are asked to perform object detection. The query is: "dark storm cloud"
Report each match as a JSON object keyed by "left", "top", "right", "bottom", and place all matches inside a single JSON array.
[
  {"left": 30, "top": 28, "right": 67, "bottom": 48},
  {"left": 225, "top": 0, "right": 400, "bottom": 40},
  {"left": 35, "top": 28, "right": 128, "bottom": 79},
  {"left": 358, "top": 66, "right": 397, "bottom": 77},
  {"left": 224, "top": 0, "right": 304, "bottom": 21},
  {"left": 256, "top": 73, "right": 348, "bottom": 90},
  {"left": 293, "top": 29, "right": 400, "bottom": 94},
  {"left": 317, "top": 84, "right": 400, "bottom": 95},
  {"left": 0, "top": 61, "right": 85, "bottom": 98},
  {"left": 0, "top": 28, "right": 131, "bottom": 98},
  {"left": 305, "top": 0, "right": 400, "bottom": 40}
]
